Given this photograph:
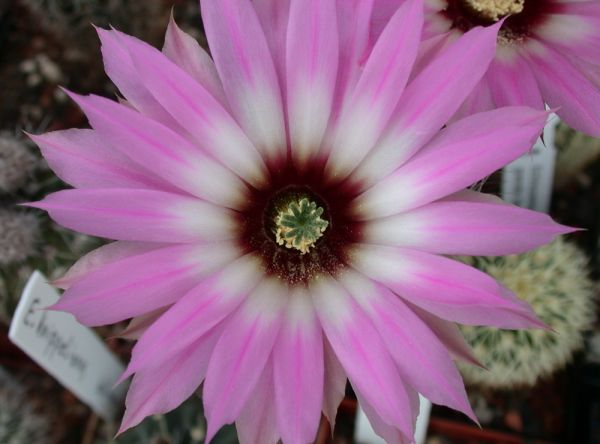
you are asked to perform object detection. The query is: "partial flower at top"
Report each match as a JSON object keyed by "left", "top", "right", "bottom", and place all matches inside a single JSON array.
[
  {"left": 28, "top": 1, "right": 573, "bottom": 443},
  {"left": 372, "top": 0, "right": 600, "bottom": 136}
]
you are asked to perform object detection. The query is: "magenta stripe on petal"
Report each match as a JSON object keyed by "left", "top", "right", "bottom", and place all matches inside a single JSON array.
[
  {"left": 118, "top": 328, "right": 221, "bottom": 433},
  {"left": 329, "top": 0, "right": 375, "bottom": 120},
  {"left": 52, "top": 242, "right": 240, "bottom": 326},
  {"left": 273, "top": 288, "right": 324, "bottom": 444},
  {"left": 29, "top": 129, "right": 172, "bottom": 191},
  {"left": 526, "top": 41, "right": 600, "bottom": 137},
  {"left": 29, "top": 188, "right": 238, "bottom": 243},
  {"left": 311, "top": 276, "right": 415, "bottom": 437},
  {"left": 204, "top": 278, "right": 288, "bottom": 442},
  {"left": 253, "top": 0, "right": 290, "bottom": 90},
  {"left": 340, "top": 271, "right": 476, "bottom": 421},
  {"left": 353, "top": 106, "right": 548, "bottom": 218},
  {"left": 363, "top": 195, "right": 573, "bottom": 256},
  {"left": 201, "top": 0, "right": 287, "bottom": 159},
  {"left": 236, "top": 362, "right": 280, "bottom": 444},
  {"left": 97, "top": 27, "right": 183, "bottom": 130},
  {"left": 53, "top": 241, "right": 163, "bottom": 290},
  {"left": 326, "top": 0, "right": 423, "bottom": 181},
  {"left": 113, "top": 31, "right": 269, "bottom": 187},
  {"left": 67, "top": 92, "right": 247, "bottom": 208},
  {"left": 322, "top": 337, "right": 346, "bottom": 429},
  {"left": 487, "top": 55, "right": 544, "bottom": 110},
  {"left": 162, "top": 14, "right": 228, "bottom": 108},
  {"left": 353, "top": 244, "right": 547, "bottom": 328},
  {"left": 121, "top": 255, "right": 263, "bottom": 381},
  {"left": 406, "top": 302, "right": 481, "bottom": 367},
  {"left": 286, "top": 0, "right": 338, "bottom": 167},
  {"left": 353, "top": 23, "right": 501, "bottom": 186}
]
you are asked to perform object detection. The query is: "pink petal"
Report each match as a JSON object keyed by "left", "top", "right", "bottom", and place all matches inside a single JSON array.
[
  {"left": 253, "top": 0, "right": 290, "bottom": 88},
  {"left": 556, "top": 1, "right": 600, "bottom": 20},
  {"left": 534, "top": 10, "right": 600, "bottom": 66},
  {"left": 53, "top": 241, "right": 162, "bottom": 289},
  {"left": 453, "top": 75, "right": 495, "bottom": 120},
  {"left": 29, "top": 129, "right": 172, "bottom": 191},
  {"left": 286, "top": 0, "right": 338, "bottom": 167},
  {"left": 409, "top": 33, "right": 457, "bottom": 82},
  {"left": 353, "top": 106, "right": 548, "bottom": 218},
  {"left": 273, "top": 288, "right": 324, "bottom": 444},
  {"left": 353, "top": 23, "right": 501, "bottom": 186},
  {"left": 311, "top": 276, "right": 415, "bottom": 437},
  {"left": 487, "top": 54, "right": 544, "bottom": 110},
  {"left": 236, "top": 362, "right": 280, "bottom": 444},
  {"left": 329, "top": 0, "right": 375, "bottom": 118},
  {"left": 363, "top": 195, "right": 573, "bottom": 255},
  {"left": 326, "top": 0, "right": 423, "bottom": 181},
  {"left": 526, "top": 40, "right": 600, "bottom": 136},
  {"left": 96, "top": 27, "right": 182, "bottom": 130},
  {"left": 118, "top": 307, "right": 169, "bottom": 341},
  {"left": 113, "top": 31, "right": 269, "bottom": 187},
  {"left": 353, "top": 244, "right": 546, "bottom": 328},
  {"left": 370, "top": 0, "right": 403, "bottom": 43},
  {"left": 162, "top": 14, "right": 228, "bottom": 107},
  {"left": 322, "top": 338, "right": 346, "bottom": 429},
  {"left": 354, "top": 389, "right": 413, "bottom": 444},
  {"left": 201, "top": 0, "right": 287, "bottom": 160},
  {"left": 67, "top": 92, "right": 247, "bottom": 208},
  {"left": 52, "top": 243, "right": 239, "bottom": 326},
  {"left": 118, "top": 328, "right": 221, "bottom": 433},
  {"left": 406, "top": 302, "right": 481, "bottom": 367},
  {"left": 29, "top": 188, "right": 237, "bottom": 243},
  {"left": 340, "top": 272, "right": 476, "bottom": 421},
  {"left": 121, "top": 255, "right": 263, "bottom": 382},
  {"left": 204, "top": 278, "right": 288, "bottom": 441}
]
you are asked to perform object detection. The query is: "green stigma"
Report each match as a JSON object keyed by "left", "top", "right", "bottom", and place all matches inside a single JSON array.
[{"left": 274, "top": 197, "right": 328, "bottom": 254}]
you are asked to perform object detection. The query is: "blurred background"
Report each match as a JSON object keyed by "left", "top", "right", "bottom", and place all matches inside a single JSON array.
[{"left": 0, "top": 1, "right": 599, "bottom": 443}]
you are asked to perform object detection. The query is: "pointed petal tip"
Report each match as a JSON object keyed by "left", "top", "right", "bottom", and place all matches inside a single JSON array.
[
  {"left": 116, "top": 418, "right": 136, "bottom": 438},
  {"left": 559, "top": 224, "right": 583, "bottom": 235},
  {"left": 59, "top": 87, "right": 86, "bottom": 106},
  {"left": 19, "top": 200, "right": 45, "bottom": 210},
  {"left": 114, "top": 366, "right": 134, "bottom": 388},
  {"left": 168, "top": 7, "right": 178, "bottom": 26},
  {"left": 204, "top": 421, "right": 219, "bottom": 444},
  {"left": 46, "top": 300, "right": 66, "bottom": 312},
  {"left": 22, "top": 130, "right": 36, "bottom": 141}
]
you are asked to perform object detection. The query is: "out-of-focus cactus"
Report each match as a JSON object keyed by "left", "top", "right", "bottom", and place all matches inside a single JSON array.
[
  {"left": 0, "top": 209, "right": 40, "bottom": 267},
  {"left": 0, "top": 132, "right": 38, "bottom": 194},
  {"left": 0, "top": 368, "right": 51, "bottom": 444},
  {"left": 458, "top": 238, "right": 597, "bottom": 388}
]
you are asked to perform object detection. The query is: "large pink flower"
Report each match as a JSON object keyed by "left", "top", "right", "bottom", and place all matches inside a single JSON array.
[
  {"left": 373, "top": 0, "right": 600, "bottom": 136},
  {"left": 29, "top": 1, "right": 572, "bottom": 442}
]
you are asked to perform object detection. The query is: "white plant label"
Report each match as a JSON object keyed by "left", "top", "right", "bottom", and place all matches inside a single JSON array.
[
  {"left": 501, "top": 115, "right": 559, "bottom": 213},
  {"left": 9, "top": 271, "right": 126, "bottom": 420}
]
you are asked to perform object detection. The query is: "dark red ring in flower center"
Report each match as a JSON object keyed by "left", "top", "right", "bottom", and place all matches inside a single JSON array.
[
  {"left": 236, "top": 157, "right": 365, "bottom": 285},
  {"left": 444, "top": 0, "right": 559, "bottom": 40}
]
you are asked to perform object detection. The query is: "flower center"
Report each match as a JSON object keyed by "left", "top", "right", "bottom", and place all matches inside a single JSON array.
[
  {"left": 463, "top": 0, "right": 524, "bottom": 21},
  {"left": 274, "top": 197, "right": 328, "bottom": 254},
  {"left": 237, "top": 162, "right": 362, "bottom": 285}
]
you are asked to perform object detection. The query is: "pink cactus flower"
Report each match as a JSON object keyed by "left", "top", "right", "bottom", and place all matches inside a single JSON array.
[
  {"left": 373, "top": 0, "right": 600, "bottom": 136},
  {"left": 29, "top": 1, "right": 572, "bottom": 442}
]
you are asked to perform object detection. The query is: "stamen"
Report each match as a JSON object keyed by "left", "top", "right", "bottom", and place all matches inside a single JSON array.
[
  {"left": 464, "top": 0, "right": 524, "bottom": 21},
  {"left": 274, "top": 197, "right": 328, "bottom": 254}
]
